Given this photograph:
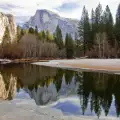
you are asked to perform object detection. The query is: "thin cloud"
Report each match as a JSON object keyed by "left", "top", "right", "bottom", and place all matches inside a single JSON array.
[
  {"left": 0, "top": 0, "right": 119, "bottom": 21},
  {"left": 0, "top": 3, "right": 23, "bottom": 10},
  {"left": 55, "top": 2, "right": 80, "bottom": 12}
]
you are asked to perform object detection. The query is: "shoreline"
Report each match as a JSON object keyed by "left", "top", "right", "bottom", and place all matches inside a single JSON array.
[
  {"left": 33, "top": 59, "right": 120, "bottom": 73},
  {"left": 2, "top": 58, "right": 120, "bottom": 73},
  {"left": 0, "top": 58, "right": 57, "bottom": 64}
]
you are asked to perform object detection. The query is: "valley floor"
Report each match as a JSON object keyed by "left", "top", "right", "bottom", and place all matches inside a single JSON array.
[{"left": 33, "top": 59, "right": 120, "bottom": 73}]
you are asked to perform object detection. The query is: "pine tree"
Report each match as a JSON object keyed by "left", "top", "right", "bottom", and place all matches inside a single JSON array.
[
  {"left": 94, "top": 3, "right": 104, "bottom": 58},
  {"left": 46, "top": 30, "right": 53, "bottom": 41},
  {"left": 54, "top": 25, "right": 63, "bottom": 49},
  {"left": 103, "top": 5, "right": 114, "bottom": 46},
  {"left": 38, "top": 30, "right": 46, "bottom": 40},
  {"left": 21, "top": 29, "right": 24, "bottom": 36},
  {"left": 95, "top": 3, "right": 103, "bottom": 33},
  {"left": 115, "top": 4, "right": 120, "bottom": 46},
  {"left": 65, "top": 33, "right": 74, "bottom": 58},
  {"left": 23, "top": 29, "right": 28, "bottom": 34},
  {"left": 42, "top": 30, "right": 46, "bottom": 40},
  {"left": 38, "top": 31, "right": 43, "bottom": 40},
  {"left": 91, "top": 9, "right": 96, "bottom": 46},
  {"left": 78, "top": 6, "right": 91, "bottom": 55},
  {"left": 35, "top": 26, "right": 38, "bottom": 35},
  {"left": 16, "top": 26, "right": 27, "bottom": 43},
  {"left": 16, "top": 25, "right": 21, "bottom": 42},
  {"left": 29, "top": 27, "right": 35, "bottom": 34},
  {"left": 2, "top": 26, "right": 11, "bottom": 45}
]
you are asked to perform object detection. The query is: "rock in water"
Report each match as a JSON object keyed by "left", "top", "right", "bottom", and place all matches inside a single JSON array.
[
  {"left": 24, "top": 9, "right": 79, "bottom": 39},
  {"left": 0, "top": 13, "right": 17, "bottom": 43}
]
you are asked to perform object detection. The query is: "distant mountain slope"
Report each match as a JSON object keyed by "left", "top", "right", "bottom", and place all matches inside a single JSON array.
[
  {"left": 15, "top": 16, "right": 30, "bottom": 26},
  {"left": 24, "top": 9, "right": 79, "bottom": 39}
]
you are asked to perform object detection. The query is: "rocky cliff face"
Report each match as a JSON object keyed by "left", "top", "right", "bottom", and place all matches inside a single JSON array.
[
  {"left": 0, "top": 13, "right": 16, "bottom": 43},
  {"left": 24, "top": 9, "right": 79, "bottom": 39}
]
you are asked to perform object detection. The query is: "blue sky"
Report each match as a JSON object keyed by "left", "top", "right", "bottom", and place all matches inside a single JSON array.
[{"left": 0, "top": 0, "right": 119, "bottom": 21}]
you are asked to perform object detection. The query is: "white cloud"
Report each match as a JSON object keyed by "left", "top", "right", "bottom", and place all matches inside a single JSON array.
[{"left": 0, "top": 0, "right": 119, "bottom": 21}]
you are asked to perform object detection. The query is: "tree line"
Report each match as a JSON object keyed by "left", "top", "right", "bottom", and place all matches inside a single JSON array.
[
  {"left": 0, "top": 23, "right": 75, "bottom": 59},
  {"left": 78, "top": 3, "right": 120, "bottom": 58},
  {"left": 1, "top": 3, "right": 120, "bottom": 59}
]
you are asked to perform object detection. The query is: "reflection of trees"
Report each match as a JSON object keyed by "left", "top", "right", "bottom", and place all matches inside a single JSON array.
[
  {"left": 76, "top": 71, "right": 120, "bottom": 117},
  {"left": 0, "top": 64, "right": 57, "bottom": 87},
  {"left": 0, "top": 64, "right": 58, "bottom": 101},
  {"left": 76, "top": 72, "right": 92, "bottom": 115},
  {"left": 53, "top": 69, "right": 64, "bottom": 92},
  {"left": 65, "top": 70, "right": 74, "bottom": 85},
  {"left": 2, "top": 63, "right": 120, "bottom": 117},
  {"left": 113, "top": 76, "right": 120, "bottom": 117}
]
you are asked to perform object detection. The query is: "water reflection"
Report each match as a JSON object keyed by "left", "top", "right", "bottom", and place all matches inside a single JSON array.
[{"left": 0, "top": 64, "right": 120, "bottom": 117}]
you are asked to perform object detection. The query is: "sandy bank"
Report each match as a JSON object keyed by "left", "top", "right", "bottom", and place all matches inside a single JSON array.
[{"left": 33, "top": 59, "right": 120, "bottom": 73}]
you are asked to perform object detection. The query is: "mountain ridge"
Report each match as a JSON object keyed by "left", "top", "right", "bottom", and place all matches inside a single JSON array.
[{"left": 24, "top": 9, "right": 79, "bottom": 39}]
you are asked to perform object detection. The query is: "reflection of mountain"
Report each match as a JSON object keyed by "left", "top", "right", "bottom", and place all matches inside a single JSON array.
[
  {"left": 25, "top": 84, "right": 57, "bottom": 105},
  {"left": 0, "top": 73, "right": 16, "bottom": 100},
  {"left": 25, "top": 69, "right": 77, "bottom": 105}
]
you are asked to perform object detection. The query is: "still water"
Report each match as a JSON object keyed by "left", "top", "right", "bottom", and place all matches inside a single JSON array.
[{"left": 0, "top": 63, "right": 120, "bottom": 118}]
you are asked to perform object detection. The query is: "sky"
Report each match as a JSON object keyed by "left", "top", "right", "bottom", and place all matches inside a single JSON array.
[{"left": 0, "top": 0, "right": 119, "bottom": 22}]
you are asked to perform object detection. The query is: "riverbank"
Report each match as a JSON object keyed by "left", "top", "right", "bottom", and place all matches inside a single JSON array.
[
  {"left": 2, "top": 58, "right": 120, "bottom": 73},
  {"left": 0, "top": 58, "right": 57, "bottom": 64},
  {"left": 33, "top": 59, "right": 120, "bottom": 73}
]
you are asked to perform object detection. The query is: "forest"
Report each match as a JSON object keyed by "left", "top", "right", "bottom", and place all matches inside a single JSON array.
[
  {"left": 0, "top": 3, "right": 120, "bottom": 59},
  {"left": 78, "top": 3, "right": 120, "bottom": 58}
]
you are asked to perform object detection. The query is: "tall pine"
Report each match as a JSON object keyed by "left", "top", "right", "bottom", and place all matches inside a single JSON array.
[
  {"left": 95, "top": 3, "right": 103, "bottom": 33},
  {"left": 115, "top": 4, "right": 120, "bottom": 46},
  {"left": 35, "top": 26, "right": 38, "bottom": 35},
  {"left": 103, "top": 5, "right": 114, "bottom": 46},
  {"left": 16, "top": 25, "right": 21, "bottom": 42},
  {"left": 46, "top": 30, "right": 53, "bottom": 41},
  {"left": 65, "top": 33, "right": 74, "bottom": 58},
  {"left": 78, "top": 6, "right": 91, "bottom": 55},
  {"left": 91, "top": 9, "right": 96, "bottom": 47},
  {"left": 54, "top": 25, "right": 63, "bottom": 49}
]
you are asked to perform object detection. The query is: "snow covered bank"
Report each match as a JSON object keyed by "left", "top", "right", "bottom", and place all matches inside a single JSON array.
[
  {"left": 0, "top": 59, "right": 12, "bottom": 64},
  {"left": 33, "top": 59, "right": 120, "bottom": 73}
]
